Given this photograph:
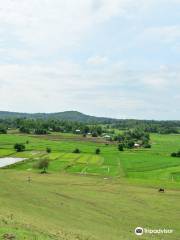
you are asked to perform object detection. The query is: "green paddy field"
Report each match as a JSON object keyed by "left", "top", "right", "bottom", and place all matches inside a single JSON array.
[{"left": 0, "top": 133, "right": 179, "bottom": 239}]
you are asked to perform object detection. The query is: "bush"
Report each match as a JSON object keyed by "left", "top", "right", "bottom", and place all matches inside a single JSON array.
[
  {"left": 126, "top": 140, "right": 134, "bottom": 149},
  {"left": 95, "top": 148, "right": 100, "bottom": 154},
  {"left": 118, "top": 144, "right": 124, "bottom": 151},
  {"left": 171, "top": 152, "right": 177, "bottom": 157},
  {"left": 14, "top": 143, "right": 25, "bottom": 152},
  {"left": 46, "top": 147, "right": 52, "bottom": 153},
  {"left": 177, "top": 151, "right": 180, "bottom": 157},
  {"left": 92, "top": 132, "right": 98, "bottom": 137},
  {"left": 19, "top": 126, "right": 30, "bottom": 134},
  {"left": 73, "top": 148, "right": 80, "bottom": 153},
  {"left": 0, "top": 127, "right": 7, "bottom": 134},
  {"left": 143, "top": 143, "right": 151, "bottom": 148},
  {"left": 37, "top": 159, "right": 49, "bottom": 173},
  {"left": 171, "top": 151, "right": 180, "bottom": 157}
]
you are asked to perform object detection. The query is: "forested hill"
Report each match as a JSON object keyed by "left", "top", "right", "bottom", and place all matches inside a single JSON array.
[
  {"left": 0, "top": 111, "right": 116, "bottom": 123},
  {"left": 0, "top": 110, "right": 180, "bottom": 134}
]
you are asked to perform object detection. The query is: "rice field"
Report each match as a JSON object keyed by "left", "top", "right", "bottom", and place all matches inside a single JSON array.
[{"left": 0, "top": 133, "right": 180, "bottom": 184}]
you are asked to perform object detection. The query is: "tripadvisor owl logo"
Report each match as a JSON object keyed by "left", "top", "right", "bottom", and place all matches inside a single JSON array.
[{"left": 135, "top": 227, "right": 144, "bottom": 236}]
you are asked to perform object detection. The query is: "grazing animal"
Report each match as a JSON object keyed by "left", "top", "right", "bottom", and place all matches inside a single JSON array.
[
  {"left": 158, "top": 188, "right": 165, "bottom": 193},
  {"left": 27, "top": 176, "right": 31, "bottom": 183}
]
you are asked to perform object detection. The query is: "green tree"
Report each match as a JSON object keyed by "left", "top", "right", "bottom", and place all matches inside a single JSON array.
[
  {"left": 118, "top": 144, "right": 124, "bottom": 151},
  {"left": 46, "top": 147, "right": 52, "bottom": 153},
  {"left": 73, "top": 148, "right": 80, "bottom": 153},
  {"left": 95, "top": 148, "right": 100, "bottom": 154},
  {"left": 14, "top": 143, "right": 25, "bottom": 152},
  {"left": 126, "top": 140, "right": 135, "bottom": 149},
  {"left": 0, "top": 125, "right": 7, "bottom": 134},
  {"left": 171, "top": 152, "right": 177, "bottom": 157}
]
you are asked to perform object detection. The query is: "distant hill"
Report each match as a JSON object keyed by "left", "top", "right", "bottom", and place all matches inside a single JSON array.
[{"left": 0, "top": 111, "right": 116, "bottom": 123}]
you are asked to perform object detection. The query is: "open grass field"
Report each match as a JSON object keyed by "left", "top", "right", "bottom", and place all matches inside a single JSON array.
[
  {"left": 0, "top": 133, "right": 180, "bottom": 239},
  {"left": 0, "top": 171, "right": 180, "bottom": 240}
]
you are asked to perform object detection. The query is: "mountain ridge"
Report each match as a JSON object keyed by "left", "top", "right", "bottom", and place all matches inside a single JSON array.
[{"left": 0, "top": 110, "right": 116, "bottom": 123}]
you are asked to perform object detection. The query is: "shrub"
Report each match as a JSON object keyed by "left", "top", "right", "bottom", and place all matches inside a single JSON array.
[
  {"left": 143, "top": 143, "right": 151, "bottom": 148},
  {"left": 19, "top": 126, "right": 30, "bottom": 134},
  {"left": 171, "top": 151, "right": 180, "bottom": 157},
  {"left": 126, "top": 140, "right": 134, "bottom": 149},
  {"left": 37, "top": 159, "right": 49, "bottom": 173},
  {"left": 177, "top": 151, "right": 180, "bottom": 157},
  {"left": 171, "top": 152, "right": 177, "bottom": 157},
  {"left": 14, "top": 143, "right": 25, "bottom": 152},
  {"left": 0, "top": 126, "right": 7, "bottom": 134},
  {"left": 92, "top": 132, "right": 98, "bottom": 137},
  {"left": 118, "top": 144, "right": 124, "bottom": 151},
  {"left": 46, "top": 147, "right": 52, "bottom": 153},
  {"left": 95, "top": 148, "right": 100, "bottom": 154},
  {"left": 73, "top": 148, "right": 80, "bottom": 153}
]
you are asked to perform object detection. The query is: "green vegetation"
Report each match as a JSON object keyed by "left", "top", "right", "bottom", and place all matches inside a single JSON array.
[
  {"left": 95, "top": 148, "right": 100, "bottom": 154},
  {"left": 0, "top": 133, "right": 179, "bottom": 182},
  {"left": 73, "top": 148, "right": 81, "bottom": 154},
  {"left": 118, "top": 143, "right": 124, "bottom": 151},
  {"left": 0, "top": 171, "right": 179, "bottom": 240},
  {"left": 0, "top": 111, "right": 180, "bottom": 137},
  {"left": 46, "top": 147, "right": 52, "bottom": 153},
  {"left": 14, "top": 143, "right": 25, "bottom": 152},
  {"left": 0, "top": 131, "right": 180, "bottom": 239},
  {"left": 36, "top": 158, "right": 49, "bottom": 173},
  {"left": 171, "top": 150, "right": 180, "bottom": 157},
  {"left": 0, "top": 124, "right": 7, "bottom": 134}
]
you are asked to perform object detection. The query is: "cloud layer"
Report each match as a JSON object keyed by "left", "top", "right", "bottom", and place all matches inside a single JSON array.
[{"left": 0, "top": 0, "right": 180, "bottom": 119}]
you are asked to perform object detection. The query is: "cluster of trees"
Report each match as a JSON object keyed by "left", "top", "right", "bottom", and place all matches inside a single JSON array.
[
  {"left": 115, "top": 129, "right": 151, "bottom": 150},
  {"left": 0, "top": 116, "right": 179, "bottom": 136},
  {"left": 5, "top": 118, "right": 103, "bottom": 136},
  {"left": 111, "top": 120, "right": 180, "bottom": 134},
  {"left": 0, "top": 124, "right": 7, "bottom": 134},
  {"left": 171, "top": 151, "right": 180, "bottom": 157}
]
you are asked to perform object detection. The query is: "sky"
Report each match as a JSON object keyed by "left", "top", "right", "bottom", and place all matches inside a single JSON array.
[{"left": 0, "top": 0, "right": 180, "bottom": 120}]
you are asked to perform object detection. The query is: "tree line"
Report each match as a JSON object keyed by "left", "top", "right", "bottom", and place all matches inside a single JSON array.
[{"left": 0, "top": 117, "right": 179, "bottom": 135}]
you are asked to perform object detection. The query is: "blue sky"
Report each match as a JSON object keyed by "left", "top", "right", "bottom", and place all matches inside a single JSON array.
[{"left": 0, "top": 0, "right": 180, "bottom": 119}]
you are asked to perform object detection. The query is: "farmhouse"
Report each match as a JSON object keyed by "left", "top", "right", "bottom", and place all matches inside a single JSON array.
[
  {"left": 103, "top": 135, "right": 111, "bottom": 140},
  {"left": 75, "top": 129, "right": 81, "bottom": 134},
  {"left": 134, "top": 143, "right": 140, "bottom": 148}
]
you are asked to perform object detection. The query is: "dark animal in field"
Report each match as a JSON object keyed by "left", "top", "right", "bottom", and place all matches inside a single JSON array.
[
  {"left": 158, "top": 188, "right": 165, "bottom": 193},
  {"left": 27, "top": 176, "right": 32, "bottom": 183}
]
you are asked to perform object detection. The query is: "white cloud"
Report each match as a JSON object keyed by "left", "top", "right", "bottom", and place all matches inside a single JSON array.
[
  {"left": 87, "top": 55, "right": 108, "bottom": 65},
  {"left": 0, "top": 0, "right": 129, "bottom": 54},
  {"left": 0, "top": 60, "right": 179, "bottom": 118},
  {"left": 141, "top": 26, "right": 180, "bottom": 43}
]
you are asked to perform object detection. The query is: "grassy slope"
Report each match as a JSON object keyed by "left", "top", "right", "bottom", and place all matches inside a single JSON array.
[{"left": 0, "top": 171, "right": 179, "bottom": 240}]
